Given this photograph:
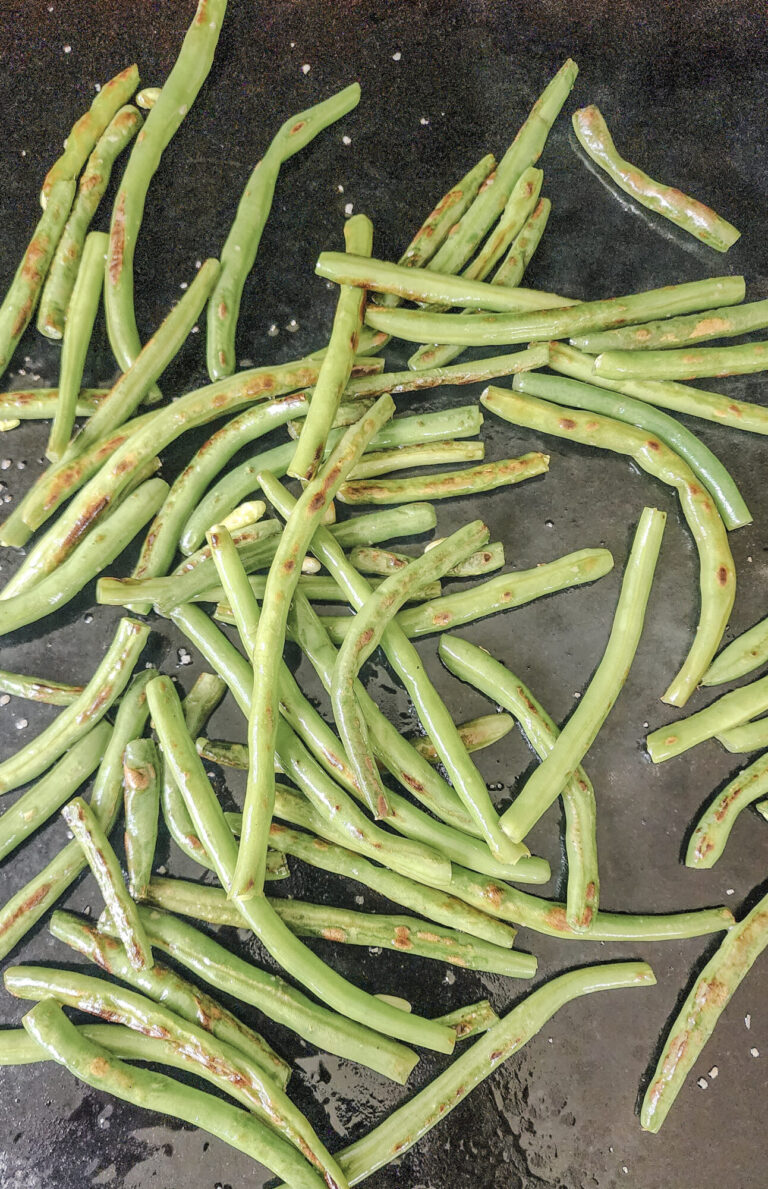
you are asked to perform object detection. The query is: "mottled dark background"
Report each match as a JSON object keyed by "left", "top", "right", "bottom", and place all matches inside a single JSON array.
[{"left": 1, "top": 1, "right": 767, "bottom": 1186}]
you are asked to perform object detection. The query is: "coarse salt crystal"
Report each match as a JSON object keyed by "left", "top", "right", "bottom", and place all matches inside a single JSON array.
[
  {"left": 697, "top": 1077, "right": 708, "bottom": 1090},
  {"left": 344, "top": 202, "right": 354, "bottom": 216},
  {"left": 708, "top": 1066, "right": 719, "bottom": 1078},
  {"left": 301, "top": 64, "right": 310, "bottom": 74},
  {"left": 342, "top": 135, "right": 351, "bottom": 146},
  {"left": 63, "top": 44, "right": 71, "bottom": 54},
  {"left": 420, "top": 117, "right": 429, "bottom": 126},
  {"left": 392, "top": 51, "right": 401, "bottom": 60},
  {"left": 0, "top": 695, "right": 9, "bottom": 707},
  {"left": 746, "top": 1014, "right": 752, "bottom": 1029},
  {"left": 15, "top": 718, "right": 28, "bottom": 730},
  {"left": 751, "top": 1047, "right": 760, "bottom": 1057}
]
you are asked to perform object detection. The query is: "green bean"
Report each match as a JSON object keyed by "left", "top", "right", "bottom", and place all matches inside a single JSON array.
[
  {"left": 686, "top": 751, "right": 768, "bottom": 868},
  {"left": 160, "top": 672, "right": 227, "bottom": 868},
  {"left": 207, "top": 524, "right": 450, "bottom": 881},
  {"left": 277, "top": 961, "right": 655, "bottom": 1188},
  {"left": 348, "top": 543, "right": 500, "bottom": 580},
  {"left": 0, "top": 408, "right": 160, "bottom": 548},
  {"left": 318, "top": 251, "right": 573, "bottom": 314},
  {"left": 646, "top": 675, "right": 768, "bottom": 762},
  {"left": 0, "top": 670, "right": 154, "bottom": 962},
  {"left": 366, "top": 274, "right": 746, "bottom": 346},
  {"left": 408, "top": 713, "right": 514, "bottom": 761},
  {"left": 338, "top": 454, "right": 548, "bottom": 504},
  {"left": 41, "top": 64, "right": 140, "bottom": 204},
  {"left": 321, "top": 548, "right": 615, "bottom": 643},
  {"left": 0, "top": 722, "right": 111, "bottom": 862},
  {"left": 0, "top": 179, "right": 75, "bottom": 381},
  {"left": 0, "top": 477, "right": 167, "bottom": 636},
  {"left": 346, "top": 345, "right": 551, "bottom": 398},
  {"left": 261, "top": 474, "right": 524, "bottom": 868},
  {"left": 443, "top": 863, "right": 733, "bottom": 941},
  {"left": 438, "top": 634, "right": 599, "bottom": 932},
  {"left": 573, "top": 298, "right": 768, "bottom": 353},
  {"left": 38, "top": 105, "right": 142, "bottom": 339},
  {"left": 2, "top": 357, "right": 324, "bottom": 596},
  {"left": 130, "top": 907, "right": 418, "bottom": 1084},
  {"left": 421, "top": 59, "right": 577, "bottom": 278},
  {"left": 105, "top": 1, "right": 226, "bottom": 389},
  {"left": 433, "top": 1001, "right": 497, "bottom": 1041},
  {"left": 174, "top": 518, "right": 280, "bottom": 576},
  {"left": 144, "top": 877, "right": 535, "bottom": 977},
  {"left": 61, "top": 796, "right": 153, "bottom": 969},
  {"left": 595, "top": 340, "right": 768, "bottom": 382},
  {"left": 211, "top": 574, "right": 442, "bottom": 614},
  {"left": 239, "top": 396, "right": 395, "bottom": 896},
  {"left": 46, "top": 232, "right": 107, "bottom": 461},
  {"left": 69, "top": 257, "right": 220, "bottom": 461},
  {"left": 548, "top": 339, "right": 768, "bottom": 436},
  {"left": 501, "top": 508, "right": 665, "bottom": 842},
  {"left": 411, "top": 197, "right": 553, "bottom": 371},
  {"left": 0, "top": 617, "right": 149, "bottom": 795},
  {"left": 482, "top": 384, "right": 734, "bottom": 706},
  {"left": 703, "top": 617, "right": 768, "bottom": 686},
  {"left": 208, "top": 84, "right": 361, "bottom": 379},
  {"left": 291, "top": 404, "right": 484, "bottom": 451},
  {"left": 122, "top": 738, "right": 160, "bottom": 900},
  {"left": 254, "top": 817, "right": 518, "bottom": 949},
  {"left": 716, "top": 719, "right": 768, "bottom": 753},
  {"left": 0, "top": 388, "right": 107, "bottom": 421},
  {"left": 0, "top": 670, "right": 83, "bottom": 705},
  {"left": 8, "top": 963, "right": 343, "bottom": 1187},
  {"left": 572, "top": 104, "right": 740, "bottom": 252},
  {"left": 332, "top": 521, "right": 490, "bottom": 814},
  {"left": 291, "top": 215, "right": 372, "bottom": 479},
  {"left": 642, "top": 887, "right": 768, "bottom": 1132},
  {"left": 513, "top": 370, "right": 751, "bottom": 531},
  {"left": 0, "top": 1022, "right": 238, "bottom": 1068},
  {"left": 347, "top": 439, "right": 485, "bottom": 481},
  {"left": 21, "top": 1000, "right": 326, "bottom": 1189}
]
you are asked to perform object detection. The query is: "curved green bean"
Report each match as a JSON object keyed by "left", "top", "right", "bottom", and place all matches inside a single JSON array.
[
  {"left": 704, "top": 617, "right": 768, "bottom": 686},
  {"left": 38, "top": 105, "right": 142, "bottom": 339},
  {"left": 364, "top": 275, "right": 745, "bottom": 347},
  {"left": 513, "top": 370, "right": 751, "bottom": 531},
  {"left": 0, "top": 670, "right": 154, "bottom": 962},
  {"left": 594, "top": 340, "right": 768, "bottom": 381},
  {"left": 0, "top": 179, "right": 75, "bottom": 381},
  {"left": 548, "top": 339, "right": 768, "bottom": 436},
  {"left": 122, "top": 738, "right": 160, "bottom": 900},
  {"left": 0, "top": 722, "right": 111, "bottom": 862},
  {"left": 482, "top": 384, "right": 735, "bottom": 706},
  {"left": 500, "top": 508, "right": 665, "bottom": 842},
  {"left": 337, "top": 454, "right": 548, "bottom": 504},
  {"left": 208, "top": 83, "right": 361, "bottom": 379},
  {"left": 21, "top": 1000, "right": 326, "bottom": 1189},
  {"left": 46, "top": 231, "right": 107, "bottom": 461},
  {"left": 642, "top": 889, "right": 768, "bottom": 1132},
  {"left": 573, "top": 298, "right": 768, "bottom": 353},
  {"left": 41, "top": 64, "right": 140, "bottom": 204},
  {"left": 104, "top": 0, "right": 226, "bottom": 385},
  {"left": 438, "top": 633, "right": 599, "bottom": 931},
  {"left": 647, "top": 675, "right": 768, "bottom": 762},
  {"left": 686, "top": 751, "right": 768, "bottom": 867},
  {"left": 332, "top": 521, "right": 489, "bottom": 813},
  {"left": 0, "top": 477, "right": 167, "bottom": 636},
  {"left": 321, "top": 548, "right": 615, "bottom": 643},
  {"left": 0, "top": 617, "right": 149, "bottom": 795},
  {"left": 572, "top": 104, "right": 740, "bottom": 252}
]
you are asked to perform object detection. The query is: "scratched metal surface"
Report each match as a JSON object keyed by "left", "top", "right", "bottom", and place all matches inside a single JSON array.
[{"left": 0, "top": 1, "right": 767, "bottom": 1186}]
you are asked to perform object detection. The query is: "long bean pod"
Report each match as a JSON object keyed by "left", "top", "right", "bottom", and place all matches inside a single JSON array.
[
  {"left": 686, "top": 752, "right": 768, "bottom": 868},
  {"left": 573, "top": 297, "right": 768, "bottom": 353},
  {"left": 0, "top": 1022, "right": 250, "bottom": 1068},
  {"left": 409, "top": 712, "right": 513, "bottom": 760},
  {"left": 331, "top": 521, "right": 489, "bottom": 813},
  {"left": 350, "top": 541, "right": 505, "bottom": 580},
  {"left": 438, "top": 634, "right": 598, "bottom": 931},
  {"left": 122, "top": 738, "right": 160, "bottom": 900},
  {"left": 0, "top": 388, "right": 106, "bottom": 421},
  {"left": 346, "top": 439, "right": 485, "bottom": 481},
  {"left": 321, "top": 548, "right": 614, "bottom": 643},
  {"left": 46, "top": 231, "right": 107, "bottom": 461},
  {"left": 61, "top": 796, "right": 153, "bottom": 969},
  {"left": 481, "top": 384, "right": 735, "bottom": 706},
  {"left": 716, "top": 719, "right": 768, "bottom": 754},
  {"left": 238, "top": 395, "right": 395, "bottom": 897},
  {"left": 572, "top": 104, "right": 740, "bottom": 252},
  {"left": 513, "top": 370, "right": 751, "bottom": 531},
  {"left": 0, "top": 670, "right": 83, "bottom": 705},
  {"left": 703, "top": 617, "right": 768, "bottom": 686},
  {"left": 642, "top": 889, "right": 768, "bottom": 1132},
  {"left": 646, "top": 675, "right": 768, "bottom": 762},
  {"left": 337, "top": 454, "right": 548, "bottom": 505},
  {"left": 291, "top": 214, "right": 372, "bottom": 479},
  {"left": 104, "top": 0, "right": 227, "bottom": 384},
  {"left": 0, "top": 671, "right": 154, "bottom": 961},
  {"left": 345, "top": 346, "right": 550, "bottom": 398},
  {"left": 548, "top": 339, "right": 768, "bottom": 436},
  {"left": 499, "top": 508, "right": 665, "bottom": 842},
  {"left": 261, "top": 473, "right": 526, "bottom": 867},
  {"left": 38, "top": 105, "right": 143, "bottom": 338},
  {"left": 594, "top": 340, "right": 768, "bottom": 382},
  {"left": 21, "top": 1000, "right": 327, "bottom": 1189},
  {"left": 364, "top": 275, "right": 745, "bottom": 347},
  {"left": 208, "top": 83, "right": 361, "bottom": 379},
  {"left": 8, "top": 965, "right": 345, "bottom": 1188},
  {"left": 0, "top": 180, "right": 75, "bottom": 380}
]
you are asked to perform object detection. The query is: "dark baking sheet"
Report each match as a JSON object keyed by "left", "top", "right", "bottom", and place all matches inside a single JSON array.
[{"left": 1, "top": 2, "right": 767, "bottom": 1186}]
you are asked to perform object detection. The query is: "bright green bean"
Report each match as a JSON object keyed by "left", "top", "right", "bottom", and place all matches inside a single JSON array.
[
  {"left": 573, "top": 298, "right": 768, "bottom": 353},
  {"left": 594, "top": 340, "right": 768, "bottom": 381},
  {"left": 716, "top": 719, "right": 768, "bottom": 753},
  {"left": 647, "top": 675, "right": 768, "bottom": 762},
  {"left": 0, "top": 670, "right": 83, "bottom": 705},
  {"left": 686, "top": 751, "right": 768, "bottom": 868},
  {"left": 122, "top": 738, "right": 160, "bottom": 899},
  {"left": 703, "top": 617, "right": 768, "bottom": 686},
  {"left": 338, "top": 454, "right": 548, "bottom": 504},
  {"left": 0, "top": 388, "right": 107, "bottom": 421}
]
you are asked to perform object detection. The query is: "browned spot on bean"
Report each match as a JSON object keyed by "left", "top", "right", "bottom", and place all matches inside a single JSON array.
[
  {"left": 393, "top": 926, "right": 411, "bottom": 949},
  {"left": 322, "top": 927, "right": 346, "bottom": 942},
  {"left": 283, "top": 558, "right": 295, "bottom": 574},
  {"left": 0, "top": 882, "right": 52, "bottom": 936},
  {"left": 290, "top": 119, "right": 306, "bottom": 135},
  {"left": 716, "top": 565, "right": 729, "bottom": 586},
  {"left": 433, "top": 611, "right": 452, "bottom": 626},
  {"left": 217, "top": 301, "right": 227, "bottom": 320},
  {"left": 89, "top": 1056, "right": 110, "bottom": 1076},
  {"left": 646, "top": 439, "right": 662, "bottom": 452},
  {"left": 559, "top": 417, "right": 576, "bottom": 430},
  {"left": 108, "top": 192, "right": 126, "bottom": 286}
]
